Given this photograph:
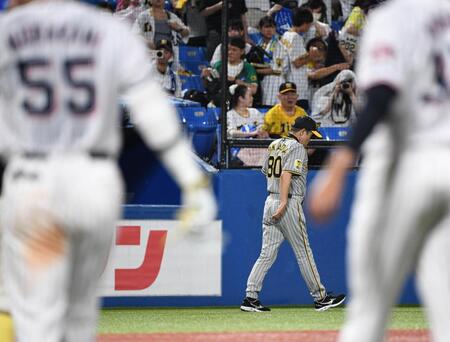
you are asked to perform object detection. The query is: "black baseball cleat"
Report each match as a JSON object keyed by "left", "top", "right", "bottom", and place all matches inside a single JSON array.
[
  {"left": 314, "top": 293, "right": 346, "bottom": 311},
  {"left": 240, "top": 297, "right": 271, "bottom": 312}
]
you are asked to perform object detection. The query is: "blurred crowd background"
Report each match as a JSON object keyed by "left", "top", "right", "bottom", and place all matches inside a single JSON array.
[{"left": 1, "top": 0, "right": 386, "bottom": 167}]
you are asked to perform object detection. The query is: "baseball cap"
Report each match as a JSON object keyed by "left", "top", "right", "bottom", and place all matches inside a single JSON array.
[
  {"left": 291, "top": 116, "right": 322, "bottom": 138},
  {"left": 155, "top": 39, "right": 173, "bottom": 53},
  {"left": 279, "top": 82, "right": 297, "bottom": 94}
]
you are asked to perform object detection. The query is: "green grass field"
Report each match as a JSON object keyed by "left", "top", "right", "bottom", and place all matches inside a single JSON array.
[{"left": 98, "top": 306, "right": 428, "bottom": 334}]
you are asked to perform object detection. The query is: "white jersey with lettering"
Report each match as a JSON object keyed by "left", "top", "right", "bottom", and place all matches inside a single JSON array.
[
  {"left": 357, "top": 0, "right": 450, "bottom": 150},
  {"left": 281, "top": 31, "right": 309, "bottom": 101},
  {"left": 0, "top": 0, "right": 159, "bottom": 158},
  {"left": 263, "top": 137, "right": 308, "bottom": 197},
  {"left": 0, "top": 1, "right": 210, "bottom": 342},
  {"left": 340, "top": 1, "right": 450, "bottom": 341}
]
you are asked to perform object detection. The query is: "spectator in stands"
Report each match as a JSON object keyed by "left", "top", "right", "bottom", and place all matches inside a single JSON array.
[
  {"left": 338, "top": 0, "right": 382, "bottom": 64},
  {"left": 311, "top": 69, "right": 357, "bottom": 127},
  {"left": 306, "top": 37, "right": 350, "bottom": 99},
  {"left": 250, "top": 16, "right": 289, "bottom": 107},
  {"left": 183, "top": 0, "right": 208, "bottom": 46},
  {"left": 227, "top": 84, "right": 269, "bottom": 166},
  {"left": 210, "top": 19, "right": 252, "bottom": 67},
  {"left": 133, "top": 0, "right": 190, "bottom": 68},
  {"left": 202, "top": 37, "right": 258, "bottom": 101},
  {"left": 302, "top": 0, "right": 356, "bottom": 23},
  {"left": 152, "top": 39, "right": 182, "bottom": 97},
  {"left": 198, "top": 0, "right": 248, "bottom": 60},
  {"left": 227, "top": 84, "right": 269, "bottom": 138},
  {"left": 267, "top": 0, "right": 294, "bottom": 36},
  {"left": 302, "top": 0, "right": 331, "bottom": 42},
  {"left": 262, "top": 82, "right": 308, "bottom": 138},
  {"left": 281, "top": 7, "right": 319, "bottom": 112}
]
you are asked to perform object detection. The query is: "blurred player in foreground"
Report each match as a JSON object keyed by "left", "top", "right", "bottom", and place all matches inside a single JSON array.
[
  {"left": 0, "top": 0, "right": 216, "bottom": 341},
  {"left": 309, "top": 0, "right": 450, "bottom": 341}
]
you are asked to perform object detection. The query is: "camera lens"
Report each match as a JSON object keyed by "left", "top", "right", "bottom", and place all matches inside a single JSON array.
[
  {"left": 342, "top": 82, "right": 350, "bottom": 89},
  {"left": 156, "top": 50, "right": 164, "bottom": 58}
]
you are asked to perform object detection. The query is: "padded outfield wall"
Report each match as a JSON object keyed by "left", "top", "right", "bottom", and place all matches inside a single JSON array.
[{"left": 101, "top": 162, "right": 420, "bottom": 308}]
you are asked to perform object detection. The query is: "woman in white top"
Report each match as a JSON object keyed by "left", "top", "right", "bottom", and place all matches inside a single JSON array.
[{"left": 227, "top": 84, "right": 269, "bottom": 138}]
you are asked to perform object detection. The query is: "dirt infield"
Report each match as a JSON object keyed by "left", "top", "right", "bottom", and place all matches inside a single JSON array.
[{"left": 100, "top": 330, "right": 430, "bottom": 341}]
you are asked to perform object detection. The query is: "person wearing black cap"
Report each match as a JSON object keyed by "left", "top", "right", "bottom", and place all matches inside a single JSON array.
[
  {"left": 152, "top": 39, "right": 182, "bottom": 97},
  {"left": 262, "top": 82, "right": 309, "bottom": 138},
  {"left": 241, "top": 115, "right": 346, "bottom": 312}
]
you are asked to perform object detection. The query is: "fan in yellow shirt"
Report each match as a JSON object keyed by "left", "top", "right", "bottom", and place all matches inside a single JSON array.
[{"left": 262, "top": 82, "right": 308, "bottom": 138}]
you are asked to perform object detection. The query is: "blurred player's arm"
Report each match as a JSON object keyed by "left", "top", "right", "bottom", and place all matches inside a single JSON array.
[
  {"left": 125, "top": 79, "right": 217, "bottom": 229},
  {"left": 117, "top": 25, "right": 217, "bottom": 230},
  {"left": 309, "top": 85, "right": 397, "bottom": 220}
]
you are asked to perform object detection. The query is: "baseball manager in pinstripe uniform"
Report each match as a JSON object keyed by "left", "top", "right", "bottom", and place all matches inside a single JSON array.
[{"left": 240, "top": 116, "right": 345, "bottom": 312}]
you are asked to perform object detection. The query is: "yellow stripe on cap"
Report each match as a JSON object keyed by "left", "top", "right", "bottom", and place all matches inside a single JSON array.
[{"left": 312, "top": 130, "right": 322, "bottom": 138}]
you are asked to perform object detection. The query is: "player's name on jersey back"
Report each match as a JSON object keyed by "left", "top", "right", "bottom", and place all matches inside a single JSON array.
[{"left": 8, "top": 23, "right": 99, "bottom": 51}]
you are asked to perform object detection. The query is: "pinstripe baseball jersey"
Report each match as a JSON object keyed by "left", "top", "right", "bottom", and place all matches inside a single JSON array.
[
  {"left": 263, "top": 136, "right": 308, "bottom": 197},
  {"left": 281, "top": 31, "right": 308, "bottom": 101},
  {"left": 0, "top": 1, "right": 151, "bottom": 158}
]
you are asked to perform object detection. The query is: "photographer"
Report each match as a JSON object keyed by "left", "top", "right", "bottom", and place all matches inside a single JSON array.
[
  {"left": 152, "top": 39, "right": 182, "bottom": 97},
  {"left": 311, "top": 70, "right": 357, "bottom": 127}
]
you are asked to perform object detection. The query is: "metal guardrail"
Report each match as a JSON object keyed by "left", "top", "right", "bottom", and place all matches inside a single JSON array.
[
  {"left": 224, "top": 138, "right": 352, "bottom": 169},
  {"left": 226, "top": 138, "right": 348, "bottom": 148}
]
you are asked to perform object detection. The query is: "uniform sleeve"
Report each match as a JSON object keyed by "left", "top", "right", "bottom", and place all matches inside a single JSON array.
[
  {"left": 115, "top": 26, "right": 153, "bottom": 92},
  {"left": 356, "top": 10, "right": 409, "bottom": 91},
  {"left": 283, "top": 144, "right": 306, "bottom": 175},
  {"left": 261, "top": 143, "right": 271, "bottom": 175}
]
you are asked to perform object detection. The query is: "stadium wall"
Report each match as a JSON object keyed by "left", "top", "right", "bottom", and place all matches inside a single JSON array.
[{"left": 102, "top": 166, "right": 420, "bottom": 307}]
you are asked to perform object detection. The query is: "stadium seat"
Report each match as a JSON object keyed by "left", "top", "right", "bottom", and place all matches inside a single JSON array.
[
  {"left": 318, "top": 126, "right": 351, "bottom": 141},
  {"left": 180, "top": 75, "right": 205, "bottom": 92},
  {"left": 179, "top": 106, "right": 218, "bottom": 159},
  {"left": 207, "top": 107, "right": 221, "bottom": 121},
  {"left": 178, "top": 46, "right": 206, "bottom": 62}
]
